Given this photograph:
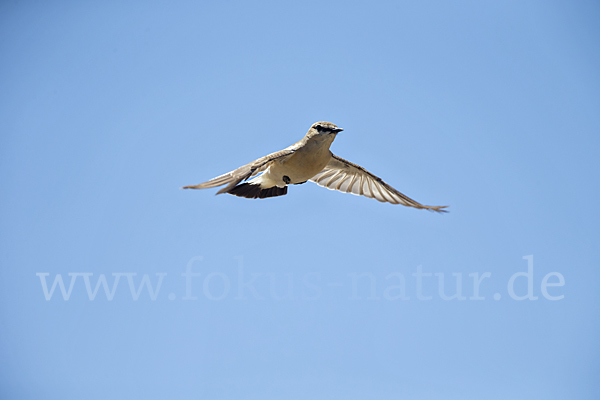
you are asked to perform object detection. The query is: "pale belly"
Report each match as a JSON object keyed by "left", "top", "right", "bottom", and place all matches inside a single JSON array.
[{"left": 269, "top": 139, "right": 333, "bottom": 185}]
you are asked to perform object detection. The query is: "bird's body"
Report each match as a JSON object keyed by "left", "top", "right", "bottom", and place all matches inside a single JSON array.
[
  {"left": 269, "top": 133, "right": 336, "bottom": 185},
  {"left": 183, "top": 121, "right": 447, "bottom": 212}
]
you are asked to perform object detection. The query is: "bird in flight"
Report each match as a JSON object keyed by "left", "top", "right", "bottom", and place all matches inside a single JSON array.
[{"left": 183, "top": 121, "right": 448, "bottom": 212}]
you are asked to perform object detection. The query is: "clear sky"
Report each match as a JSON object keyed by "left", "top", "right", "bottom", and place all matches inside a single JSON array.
[{"left": 1, "top": 1, "right": 599, "bottom": 399}]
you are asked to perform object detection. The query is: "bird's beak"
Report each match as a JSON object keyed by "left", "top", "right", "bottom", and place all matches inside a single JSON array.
[{"left": 333, "top": 128, "right": 343, "bottom": 133}]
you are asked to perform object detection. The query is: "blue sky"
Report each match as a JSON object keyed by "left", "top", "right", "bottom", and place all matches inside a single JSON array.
[{"left": 1, "top": 1, "right": 599, "bottom": 399}]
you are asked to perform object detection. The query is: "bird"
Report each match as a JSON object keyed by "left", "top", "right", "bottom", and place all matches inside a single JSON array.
[{"left": 183, "top": 121, "right": 448, "bottom": 212}]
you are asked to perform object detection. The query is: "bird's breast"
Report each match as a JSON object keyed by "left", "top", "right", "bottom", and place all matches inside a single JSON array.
[{"left": 271, "top": 139, "right": 333, "bottom": 184}]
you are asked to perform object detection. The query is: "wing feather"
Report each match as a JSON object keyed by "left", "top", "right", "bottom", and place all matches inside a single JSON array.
[
  {"left": 310, "top": 153, "right": 448, "bottom": 212},
  {"left": 183, "top": 147, "right": 297, "bottom": 194}
]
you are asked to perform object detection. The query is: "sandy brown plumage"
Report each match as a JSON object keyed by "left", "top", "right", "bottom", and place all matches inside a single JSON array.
[{"left": 183, "top": 121, "right": 448, "bottom": 212}]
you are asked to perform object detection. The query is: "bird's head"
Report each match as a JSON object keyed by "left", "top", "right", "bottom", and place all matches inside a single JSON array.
[{"left": 307, "top": 121, "right": 343, "bottom": 139}]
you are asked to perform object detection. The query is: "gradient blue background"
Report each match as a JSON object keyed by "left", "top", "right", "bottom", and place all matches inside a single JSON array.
[{"left": 1, "top": 1, "right": 599, "bottom": 399}]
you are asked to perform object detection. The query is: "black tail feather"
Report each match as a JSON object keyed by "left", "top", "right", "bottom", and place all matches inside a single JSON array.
[{"left": 227, "top": 183, "right": 288, "bottom": 199}]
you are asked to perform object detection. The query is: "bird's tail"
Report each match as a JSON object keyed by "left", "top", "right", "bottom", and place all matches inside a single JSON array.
[{"left": 227, "top": 183, "right": 288, "bottom": 199}]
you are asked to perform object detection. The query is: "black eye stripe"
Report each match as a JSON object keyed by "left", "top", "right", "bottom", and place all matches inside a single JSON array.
[{"left": 315, "top": 125, "right": 334, "bottom": 132}]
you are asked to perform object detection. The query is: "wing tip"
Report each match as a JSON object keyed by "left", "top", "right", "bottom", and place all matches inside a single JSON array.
[{"left": 424, "top": 205, "right": 449, "bottom": 213}]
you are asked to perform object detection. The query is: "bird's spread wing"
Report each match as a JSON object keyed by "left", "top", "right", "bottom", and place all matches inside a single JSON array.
[
  {"left": 182, "top": 147, "right": 297, "bottom": 194},
  {"left": 310, "top": 154, "right": 448, "bottom": 212}
]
